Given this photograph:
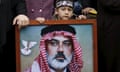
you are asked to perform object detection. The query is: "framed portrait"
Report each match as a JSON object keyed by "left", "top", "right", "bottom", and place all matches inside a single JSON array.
[{"left": 15, "top": 19, "right": 98, "bottom": 72}]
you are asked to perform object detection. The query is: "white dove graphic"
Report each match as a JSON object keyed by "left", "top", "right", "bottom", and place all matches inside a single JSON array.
[{"left": 21, "top": 40, "right": 37, "bottom": 56}]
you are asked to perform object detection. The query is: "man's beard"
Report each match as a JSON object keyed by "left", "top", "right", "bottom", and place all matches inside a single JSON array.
[{"left": 47, "top": 52, "right": 73, "bottom": 70}]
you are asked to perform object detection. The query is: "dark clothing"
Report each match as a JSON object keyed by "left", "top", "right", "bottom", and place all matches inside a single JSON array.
[
  {"left": 73, "top": 0, "right": 90, "bottom": 15},
  {"left": 0, "top": 0, "right": 27, "bottom": 71},
  {"left": 81, "top": 0, "right": 97, "bottom": 10},
  {"left": 0, "top": 0, "right": 27, "bottom": 47},
  {"left": 81, "top": 0, "right": 91, "bottom": 8},
  {"left": 73, "top": 0, "right": 97, "bottom": 15},
  {"left": 82, "top": 0, "right": 97, "bottom": 10},
  {"left": 97, "top": 0, "right": 120, "bottom": 72},
  {"left": 90, "top": 0, "right": 97, "bottom": 10},
  {"left": 25, "top": 0, "right": 54, "bottom": 19},
  {"left": 73, "top": 0, "right": 83, "bottom": 15}
]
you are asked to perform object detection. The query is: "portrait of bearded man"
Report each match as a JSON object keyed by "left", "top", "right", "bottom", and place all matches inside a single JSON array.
[{"left": 24, "top": 25, "right": 83, "bottom": 72}]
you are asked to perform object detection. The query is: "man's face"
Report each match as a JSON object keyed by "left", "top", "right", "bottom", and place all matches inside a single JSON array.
[{"left": 46, "top": 35, "right": 73, "bottom": 69}]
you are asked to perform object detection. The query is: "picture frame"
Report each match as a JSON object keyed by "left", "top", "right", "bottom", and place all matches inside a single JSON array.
[{"left": 15, "top": 19, "right": 98, "bottom": 72}]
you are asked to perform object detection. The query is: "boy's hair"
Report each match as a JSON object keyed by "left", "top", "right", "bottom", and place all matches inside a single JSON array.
[{"left": 55, "top": 0, "right": 73, "bottom": 8}]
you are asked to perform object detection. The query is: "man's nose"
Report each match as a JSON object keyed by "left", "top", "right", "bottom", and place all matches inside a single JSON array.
[{"left": 57, "top": 43, "right": 64, "bottom": 52}]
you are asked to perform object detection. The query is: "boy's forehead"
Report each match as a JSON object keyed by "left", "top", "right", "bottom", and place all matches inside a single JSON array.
[{"left": 58, "top": 6, "right": 73, "bottom": 9}]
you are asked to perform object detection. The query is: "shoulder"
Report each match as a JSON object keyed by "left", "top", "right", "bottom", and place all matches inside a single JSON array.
[{"left": 31, "top": 61, "right": 41, "bottom": 72}]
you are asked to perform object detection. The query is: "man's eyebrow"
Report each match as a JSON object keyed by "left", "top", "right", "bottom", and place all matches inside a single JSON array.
[
  {"left": 64, "top": 39, "right": 71, "bottom": 42},
  {"left": 63, "top": 39, "right": 72, "bottom": 43},
  {"left": 47, "top": 39, "right": 58, "bottom": 42}
]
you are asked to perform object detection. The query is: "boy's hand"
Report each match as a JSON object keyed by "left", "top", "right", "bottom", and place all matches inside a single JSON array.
[
  {"left": 77, "top": 15, "right": 87, "bottom": 20},
  {"left": 35, "top": 17, "right": 45, "bottom": 23}
]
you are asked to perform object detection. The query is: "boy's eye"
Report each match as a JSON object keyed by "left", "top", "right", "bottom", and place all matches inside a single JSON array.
[
  {"left": 68, "top": 8, "right": 72, "bottom": 11},
  {"left": 61, "top": 8, "right": 65, "bottom": 11},
  {"left": 60, "top": 7, "right": 73, "bottom": 11}
]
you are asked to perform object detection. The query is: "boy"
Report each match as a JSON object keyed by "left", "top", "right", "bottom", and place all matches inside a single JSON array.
[
  {"left": 53, "top": 0, "right": 86, "bottom": 20},
  {"left": 36, "top": 0, "right": 86, "bottom": 23}
]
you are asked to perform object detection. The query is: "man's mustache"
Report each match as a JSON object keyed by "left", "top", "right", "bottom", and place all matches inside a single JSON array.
[{"left": 54, "top": 52, "right": 66, "bottom": 60}]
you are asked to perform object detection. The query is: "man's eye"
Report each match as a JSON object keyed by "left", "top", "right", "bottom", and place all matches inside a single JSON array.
[
  {"left": 50, "top": 41, "right": 58, "bottom": 46},
  {"left": 47, "top": 39, "right": 59, "bottom": 46},
  {"left": 63, "top": 41, "right": 72, "bottom": 46}
]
